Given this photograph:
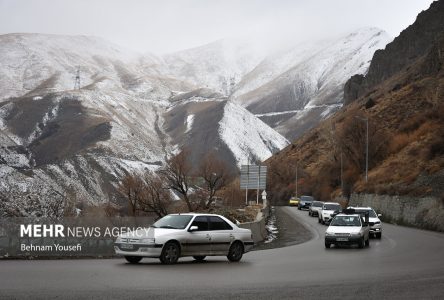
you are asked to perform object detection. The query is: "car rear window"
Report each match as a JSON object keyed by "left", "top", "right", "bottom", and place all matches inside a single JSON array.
[
  {"left": 209, "top": 216, "right": 233, "bottom": 230},
  {"left": 312, "top": 201, "right": 323, "bottom": 207}
]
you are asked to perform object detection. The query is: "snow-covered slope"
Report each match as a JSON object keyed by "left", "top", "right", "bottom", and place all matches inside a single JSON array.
[
  {"left": 0, "top": 33, "right": 188, "bottom": 102},
  {"left": 162, "top": 38, "right": 266, "bottom": 95},
  {"left": 233, "top": 27, "right": 392, "bottom": 140},
  {"left": 219, "top": 101, "right": 288, "bottom": 166},
  {"left": 163, "top": 91, "right": 288, "bottom": 169}
]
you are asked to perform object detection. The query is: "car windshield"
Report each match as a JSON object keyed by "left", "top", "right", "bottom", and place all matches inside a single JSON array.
[
  {"left": 324, "top": 204, "right": 341, "bottom": 210},
  {"left": 331, "top": 216, "right": 361, "bottom": 226},
  {"left": 312, "top": 201, "right": 323, "bottom": 207},
  {"left": 301, "top": 196, "right": 313, "bottom": 202},
  {"left": 354, "top": 209, "right": 377, "bottom": 218},
  {"left": 151, "top": 215, "right": 193, "bottom": 229}
]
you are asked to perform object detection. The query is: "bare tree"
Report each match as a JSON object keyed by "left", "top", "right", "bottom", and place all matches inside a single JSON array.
[
  {"left": 118, "top": 173, "right": 171, "bottom": 217},
  {"left": 118, "top": 174, "right": 144, "bottom": 216},
  {"left": 159, "top": 149, "right": 194, "bottom": 211},
  {"left": 138, "top": 174, "right": 171, "bottom": 218},
  {"left": 198, "top": 152, "right": 232, "bottom": 208}
]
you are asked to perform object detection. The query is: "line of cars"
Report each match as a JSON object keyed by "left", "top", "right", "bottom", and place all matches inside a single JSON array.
[{"left": 291, "top": 196, "right": 383, "bottom": 248}]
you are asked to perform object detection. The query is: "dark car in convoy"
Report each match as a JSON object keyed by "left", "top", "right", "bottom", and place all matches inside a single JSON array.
[{"left": 298, "top": 196, "right": 314, "bottom": 210}]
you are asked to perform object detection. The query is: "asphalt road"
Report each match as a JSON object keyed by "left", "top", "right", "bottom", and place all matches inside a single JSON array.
[{"left": 1, "top": 207, "right": 444, "bottom": 299}]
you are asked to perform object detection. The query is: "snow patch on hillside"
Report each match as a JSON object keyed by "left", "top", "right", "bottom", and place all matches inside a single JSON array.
[
  {"left": 185, "top": 114, "right": 194, "bottom": 133},
  {"left": 219, "top": 101, "right": 289, "bottom": 167}
]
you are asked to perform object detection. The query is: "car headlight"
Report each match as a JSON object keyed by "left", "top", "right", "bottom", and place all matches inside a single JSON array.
[
  {"left": 115, "top": 236, "right": 123, "bottom": 243},
  {"left": 325, "top": 232, "right": 334, "bottom": 237},
  {"left": 140, "top": 238, "right": 155, "bottom": 244},
  {"left": 351, "top": 233, "right": 362, "bottom": 237}
]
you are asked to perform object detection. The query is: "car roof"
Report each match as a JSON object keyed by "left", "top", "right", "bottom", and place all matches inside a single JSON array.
[
  {"left": 323, "top": 202, "right": 341, "bottom": 205},
  {"left": 348, "top": 206, "right": 373, "bottom": 210},
  {"left": 168, "top": 213, "right": 223, "bottom": 217},
  {"left": 335, "top": 213, "right": 361, "bottom": 218}
]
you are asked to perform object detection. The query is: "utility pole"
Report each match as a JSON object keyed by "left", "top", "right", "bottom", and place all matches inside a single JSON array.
[
  {"left": 74, "top": 67, "right": 81, "bottom": 90},
  {"left": 340, "top": 151, "right": 344, "bottom": 193},
  {"left": 355, "top": 116, "right": 369, "bottom": 182},
  {"left": 256, "top": 165, "right": 260, "bottom": 205},
  {"left": 295, "top": 163, "right": 298, "bottom": 198},
  {"left": 245, "top": 154, "right": 250, "bottom": 206}
]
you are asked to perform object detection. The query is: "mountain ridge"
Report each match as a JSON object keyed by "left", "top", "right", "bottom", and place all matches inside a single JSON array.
[{"left": 0, "top": 27, "right": 390, "bottom": 216}]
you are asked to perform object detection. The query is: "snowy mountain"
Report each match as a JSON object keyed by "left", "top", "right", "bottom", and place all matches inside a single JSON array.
[
  {"left": 0, "top": 28, "right": 389, "bottom": 216},
  {"left": 0, "top": 33, "right": 287, "bottom": 215},
  {"left": 233, "top": 27, "right": 392, "bottom": 140}
]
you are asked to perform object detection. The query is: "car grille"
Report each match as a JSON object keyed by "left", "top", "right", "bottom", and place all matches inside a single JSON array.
[
  {"left": 334, "top": 233, "right": 351, "bottom": 237},
  {"left": 116, "top": 244, "right": 139, "bottom": 252},
  {"left": 121, "top": 238, "right": 140, "bottom": 243}
]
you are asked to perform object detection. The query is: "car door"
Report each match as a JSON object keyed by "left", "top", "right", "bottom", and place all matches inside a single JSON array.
[
  {"left": 208, "top": 216, "right": 234, "bottom": 255},
  {"left": 184, "top": 216, "right": 212, "bottom": 256}
]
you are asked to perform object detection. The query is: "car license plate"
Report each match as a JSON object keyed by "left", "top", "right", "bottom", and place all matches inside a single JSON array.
[
  {"left": 120, "top": 244, "right": 134, "bottom": 249},
  {"left": 336, "top": 238, "right": 348, "bottom": 242}
]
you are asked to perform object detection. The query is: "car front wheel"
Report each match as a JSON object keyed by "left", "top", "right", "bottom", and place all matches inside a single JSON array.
[
  {"left": 227, "top": 242, "right": 244, "bottom": 262},
  {"left": 125, "top": 256, "right": 142, "bottom": 264},
  {"left": 160, "top": 241, "right": 180, "bottom": 264},
  {"left": 325, "top": 242, "right": 331, "bottom": 249},
  {"left": 358, "top": 237, "right": 365, "bottom": 249},
  {"left": 376, "top": 232, "right": 382, "bottom": 239}
]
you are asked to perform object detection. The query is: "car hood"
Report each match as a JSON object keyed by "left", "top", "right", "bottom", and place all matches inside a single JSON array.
[
  {"left": 327, "top": 226, "right": 361, "bottom": 234},
  {"left": 118, "top": 227, "right": 184, "bottom": 239}
]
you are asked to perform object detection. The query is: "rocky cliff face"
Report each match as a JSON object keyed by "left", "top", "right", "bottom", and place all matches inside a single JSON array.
[{"left": 344, "top": 0, "right": 444, "bottom": 104}]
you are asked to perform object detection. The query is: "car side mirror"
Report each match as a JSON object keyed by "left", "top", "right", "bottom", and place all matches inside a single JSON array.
[{"left": 189, "top": 226, "right": 198, "bottom": 232}]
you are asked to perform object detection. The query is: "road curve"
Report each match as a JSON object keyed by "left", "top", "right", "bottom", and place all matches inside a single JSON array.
[{"left": 1, "top": 207, "right": 443, "bottom": 299}]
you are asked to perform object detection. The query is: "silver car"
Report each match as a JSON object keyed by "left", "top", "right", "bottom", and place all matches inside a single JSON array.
[
  {"left": 115, "top": 213, "right": 254, "bottom": 264},
  {"left": 308, "top": 201, "right": 324, "bottom": 217}
]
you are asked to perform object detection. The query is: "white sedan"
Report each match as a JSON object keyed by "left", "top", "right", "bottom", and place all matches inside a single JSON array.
[
  {"left": 325, "top": 213, "right": 370, "bottom": 248},
  {"left": 115, "top": 213, "right": 254, "bottom": 264}
]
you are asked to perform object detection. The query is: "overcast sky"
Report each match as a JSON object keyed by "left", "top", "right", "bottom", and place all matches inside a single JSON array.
[{"left": 0, "top": 0, "right": 435, "bottom": 54}]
